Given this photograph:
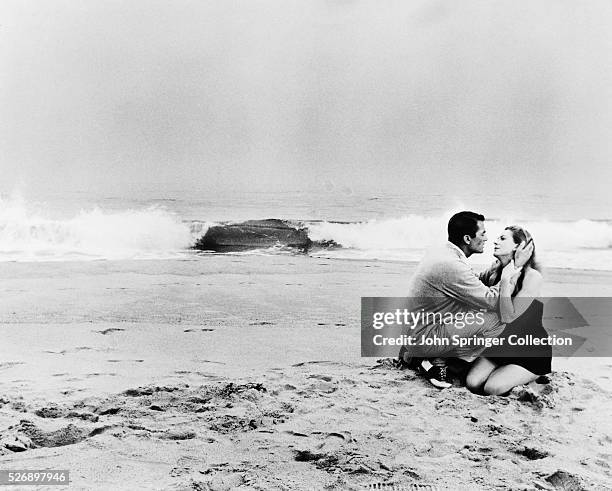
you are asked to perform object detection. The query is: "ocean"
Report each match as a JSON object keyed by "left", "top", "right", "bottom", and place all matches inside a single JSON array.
[{"left": 1, "top": 188, "right": 611, "bottom": 271}]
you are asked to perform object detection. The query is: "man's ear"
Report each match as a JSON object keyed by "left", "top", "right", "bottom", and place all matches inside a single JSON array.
[{"left": 463, "top": 234, "right": 471, "bottom": 245}]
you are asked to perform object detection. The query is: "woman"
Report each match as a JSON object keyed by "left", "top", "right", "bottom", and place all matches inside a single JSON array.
[{"left": 466, "top": 226, "right": 551, "bottom": 395}]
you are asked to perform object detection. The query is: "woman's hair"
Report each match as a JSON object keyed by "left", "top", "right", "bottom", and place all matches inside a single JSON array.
[
  {"left": 491, "top": 225, "right": 540, "bottom": 295},
  {"left": 505, "top": 225, "right": 540, "bottom": 270}
]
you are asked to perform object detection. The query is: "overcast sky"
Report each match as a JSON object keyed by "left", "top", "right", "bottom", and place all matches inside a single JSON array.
[{"left": 1, "top": 0, "right": 611, "bottom": 201}]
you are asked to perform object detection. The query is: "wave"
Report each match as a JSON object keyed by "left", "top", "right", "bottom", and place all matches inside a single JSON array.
[
  {"left": 0, "top": 198, "right": 201, "bottom": 261},
  {"left": 308, "top": 215, "right": 446, "bottom": 251},
  {"left": 307, "top": 215, "right": 612, "bottom": 270},
  {"left": 1, "top": 196, "right": 611, "bottom": 270},
  {"left": 188, "top": 214, "right": 612, "bottom": 269},
  {"left": 307, "top": 216, "right": 612, "bottom": 251}
]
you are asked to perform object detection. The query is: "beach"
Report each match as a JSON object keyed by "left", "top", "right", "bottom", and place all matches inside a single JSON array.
[
  {"left": 3, "top": 0, "right": 612, "bottom": 488},
  {"left": 0, "top": 254, "right": 610, "bottom": 490}
]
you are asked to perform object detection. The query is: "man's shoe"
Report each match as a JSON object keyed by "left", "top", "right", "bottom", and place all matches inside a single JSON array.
[
  {"left": 421, "top": 360, "right": 452, "bottom": 389},
  {"left": 397, "top": 346, "right": 422, "bottom": 370}
]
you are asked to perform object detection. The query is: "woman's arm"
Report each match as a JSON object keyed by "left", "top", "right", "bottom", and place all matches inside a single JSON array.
[{"left": 498, "top": 265, "right": 543, "bottom": 324}]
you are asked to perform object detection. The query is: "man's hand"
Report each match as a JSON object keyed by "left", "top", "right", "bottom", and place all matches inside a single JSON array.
[{"left": 514, "top": 239, "right": 534, "bottom": 268}]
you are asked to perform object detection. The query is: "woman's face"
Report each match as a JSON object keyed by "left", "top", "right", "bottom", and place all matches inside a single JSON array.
[{"left": 493, "top": 229, "right": 518, "bottom": 257}]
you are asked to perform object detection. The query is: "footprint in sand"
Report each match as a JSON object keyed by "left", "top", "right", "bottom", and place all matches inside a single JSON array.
[
  {"left": 16, "top": 420, "right": 87, "bottom": 448},
  {"left": 311, "top": 431, "right": 352, "bottom": 443},
  {"left": 192, "top": 372, "right": 225, "bottom": 380},
  {"left": 309, "top": 432, "right": 350, "bottom": 454},
  {"left": 291, "top": 360, "right": 345, "bottom": 368},
  {"left": 86, "top": 372, "right": 118, "bottom": 378},
  {"left": 595, "top": 454, "right": 611, "bottom": 469},
  {"left": 94, "top": 328, "right": 126, "bottom": 335},
  {"left": 353, "top": 403, "right": 396, "bottom": 417},
  {"left": 545, "top": 470, "right": 590, "bottom": 490},
  {"left": 307, "top": 379, "right": 337, "bottom": 394},
  {"left": 34, "top": 406, "right": 66, "bottom": 419},
  {"left": 283, "top": 430, "right": 309, "bottom": 437},
  {"left": 307, "top": 374, "right": 333, "bottom": 382},
  {"left": 512, "top": 445, "right": 550, "bottom": 460}
]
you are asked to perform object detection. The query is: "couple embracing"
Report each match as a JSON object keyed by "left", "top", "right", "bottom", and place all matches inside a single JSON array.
[{"left": 399, "top": 211, "right": 551, "bottom": 394}]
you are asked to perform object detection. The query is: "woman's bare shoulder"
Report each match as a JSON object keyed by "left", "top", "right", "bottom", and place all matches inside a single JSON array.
[
  {"left": 523, "top": 267, "right": 543, "bottom": 290},
  {"left": 524, "top": 267, "right": 543, "bottom": 280}
]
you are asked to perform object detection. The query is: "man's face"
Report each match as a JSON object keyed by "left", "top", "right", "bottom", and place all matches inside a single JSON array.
[{"left": 467, "top": 221, "right": 487, "bottom": 254}]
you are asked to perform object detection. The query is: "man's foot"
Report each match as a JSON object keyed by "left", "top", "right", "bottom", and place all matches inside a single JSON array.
[
  {"left": 398, "top": 356, "right": 423, "bottom": 370},
  {"left": 421, "top": 359, "right": 452, "bottom": 389},
  {"left": 397, "top": 346, "right": 422, "bottom": 370}
]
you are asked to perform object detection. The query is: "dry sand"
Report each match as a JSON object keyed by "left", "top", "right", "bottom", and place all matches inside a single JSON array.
[{"left": 0, "top": 255, "right": 611, "bottom": 490}]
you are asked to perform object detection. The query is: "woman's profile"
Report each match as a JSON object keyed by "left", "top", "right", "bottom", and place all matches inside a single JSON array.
[{"left": 466, "top": 226, "right": 551, "bottom": 395}]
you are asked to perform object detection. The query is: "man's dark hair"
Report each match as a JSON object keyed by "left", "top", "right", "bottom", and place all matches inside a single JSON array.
[{"left": 448, "top": 211, "right": 485, "bottom": 246}]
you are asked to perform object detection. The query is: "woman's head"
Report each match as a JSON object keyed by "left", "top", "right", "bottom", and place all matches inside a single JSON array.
[{"left": 494, "top": 225, "right": 539, "bottom": 271}]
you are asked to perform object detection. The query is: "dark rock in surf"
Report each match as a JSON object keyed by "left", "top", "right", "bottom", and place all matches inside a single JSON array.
[{"left": 194, "top": 219, "right": 311, "bottom": 252}]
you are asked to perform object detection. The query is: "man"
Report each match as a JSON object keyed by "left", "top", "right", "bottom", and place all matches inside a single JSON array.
[{"left": 399, "top": 211, "right": 533, "bottom": 388}]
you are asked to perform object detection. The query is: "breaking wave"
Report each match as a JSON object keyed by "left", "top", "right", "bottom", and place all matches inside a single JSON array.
[
  {"left": 0, "top": 198, "right": 200, "bottom": 261},
  {"left": 307, "top": 215, "right": 612, "bottom": 270},
  {"left": 1, "top": 196, "right": 611, "bottom": 270}
]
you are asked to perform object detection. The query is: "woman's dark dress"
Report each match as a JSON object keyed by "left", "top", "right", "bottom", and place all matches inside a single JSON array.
[{"left": 482, "top": 300, "right": 551, "bottom": 375}]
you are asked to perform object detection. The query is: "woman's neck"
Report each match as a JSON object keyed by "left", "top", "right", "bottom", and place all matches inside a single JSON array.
[{"left": 495, "top": 254, "right": 513, "bottom": 267}]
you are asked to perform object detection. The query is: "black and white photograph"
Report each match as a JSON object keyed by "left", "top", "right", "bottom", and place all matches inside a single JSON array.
[{"left": 1, "top": 1, "right": 611, "bottom": 489}]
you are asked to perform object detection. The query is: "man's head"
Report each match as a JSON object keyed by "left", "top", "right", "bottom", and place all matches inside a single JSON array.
[{"left": 448, "top": 211, "right": 487, "bottom": 256}]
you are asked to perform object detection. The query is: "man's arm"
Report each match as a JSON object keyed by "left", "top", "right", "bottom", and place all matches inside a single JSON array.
[
  {"left": 436, "top": 260, "right": 500, "bottom": 310},
  {"left": 478, "top": 260, "right": 500, "bottom": 286}
]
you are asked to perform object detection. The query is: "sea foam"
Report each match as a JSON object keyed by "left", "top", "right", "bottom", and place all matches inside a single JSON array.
[
  {"left": 0, "top": 198, "right": 197, "bottom": 261},
  {"left": 307, "top": 215, "right": 612, "bottom": 270}
]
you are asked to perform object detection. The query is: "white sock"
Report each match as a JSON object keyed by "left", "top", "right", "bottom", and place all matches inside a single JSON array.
[{"left": 421, "top": 359, "right": 433, "bottom": 371}]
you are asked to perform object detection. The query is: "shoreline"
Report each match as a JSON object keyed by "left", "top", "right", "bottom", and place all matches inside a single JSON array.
[{"left": 3, "top": 250, "right": 612, "bottom": 275}]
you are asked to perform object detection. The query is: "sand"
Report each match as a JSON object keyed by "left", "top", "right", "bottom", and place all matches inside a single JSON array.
[{"left": 0, "top": 254, "right": 611, "bottom": 490}]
